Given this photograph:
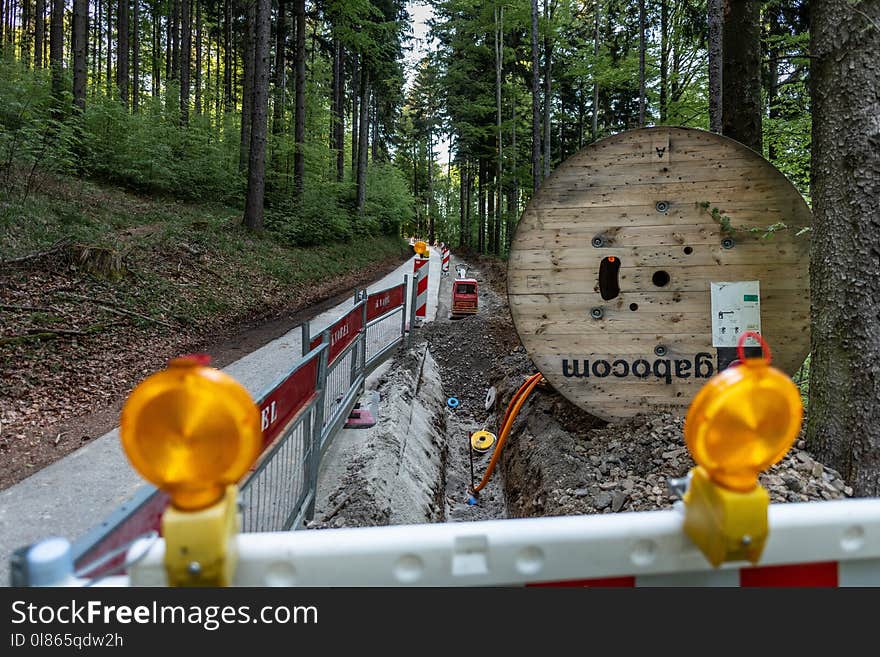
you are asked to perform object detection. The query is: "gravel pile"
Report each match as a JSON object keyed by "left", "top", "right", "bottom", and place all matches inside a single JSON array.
[{"left": 546, "top": 413, "right": 849, "bottom": 517}]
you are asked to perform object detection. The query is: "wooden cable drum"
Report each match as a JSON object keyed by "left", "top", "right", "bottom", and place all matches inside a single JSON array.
[{"left": 507, "top": 127, "right": 811, "bottom": 421}]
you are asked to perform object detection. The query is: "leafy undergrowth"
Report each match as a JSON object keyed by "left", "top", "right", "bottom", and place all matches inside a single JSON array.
[{"left": 0, "top": 173, "right": 409, "bottom": 490}]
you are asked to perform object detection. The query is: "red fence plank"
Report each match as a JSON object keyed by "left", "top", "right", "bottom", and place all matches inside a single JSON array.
[
  {"left": 366, "top": 284, "right": 405, "bottom": 322},
  {"left": 740, "top": 561, "right": 838, "bottom": 587},
  {"left": 310, "top": 304, "right": 364, "bottom": 364},
  {"left": 259, "top": 357, "right": 319, "bottom": 446}
]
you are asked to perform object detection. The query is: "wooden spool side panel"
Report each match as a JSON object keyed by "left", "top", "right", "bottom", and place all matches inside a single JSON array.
[{"left": 508, "top": 127, "right": 811, "bottom": 421}]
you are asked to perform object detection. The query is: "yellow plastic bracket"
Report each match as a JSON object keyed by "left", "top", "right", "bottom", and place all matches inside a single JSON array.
[
  {"left": 162, "top": 485, "right": 239, "bottom": 586},
  {"left": 682, "top": 466, "right": 770, "bottom": 567}
]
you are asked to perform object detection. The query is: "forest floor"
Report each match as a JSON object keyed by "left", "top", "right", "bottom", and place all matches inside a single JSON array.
[{"left": 0, "top": 172, "right": 410, "bottom": 490}]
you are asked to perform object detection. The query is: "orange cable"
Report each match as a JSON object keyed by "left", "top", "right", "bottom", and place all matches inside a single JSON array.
[{"left": 473, "top": 373, "right": 543, "bottom": 493}]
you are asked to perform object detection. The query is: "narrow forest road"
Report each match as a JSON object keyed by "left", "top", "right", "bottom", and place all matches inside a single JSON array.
[{"left": 0, "top": 249, "right": 442, "bottom": 584}]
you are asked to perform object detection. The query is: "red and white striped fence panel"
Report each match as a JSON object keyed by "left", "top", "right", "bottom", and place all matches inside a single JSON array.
[
  {"left": 413, "top": 255, "right": 429, "bottom": 318},
  {"left": 441, "top": 247, "right": 450, "bottom": 274},
  {"left": 129, "top": 498, "right": 880, "bottom": 587}
]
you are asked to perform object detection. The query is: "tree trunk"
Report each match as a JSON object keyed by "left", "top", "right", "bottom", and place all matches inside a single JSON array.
[
  {"left": 529, "top": 0, "right": 540, "bottom": 193},
  {"left": 335, "top": 43, "right": 345, "bottom": 181},
  {"left": 194, "top": 0, "right": 201, "bottom": 114},
  {"left": 542, "top": 0, "right": 552, "bottom": 179},
  {"left": 660, "top": 0, "right": 668, "bottom": 123},
  {"left": 215, "top": 14, "right": 221, "bottom": 119},
  {"left": 151, "top": 2, "right": 159, "bottom": 98},
  {"left": 708, "top": 0, "right": 723, "bottom": 133},
  {"left": 223, "top": 0, "right": 231, "bottom": 111},
  {"left": 764, "top": 4, "right": 781, "bottom": 162},
  {"left": 132, "top": 0, "right": 138, "bottom": 111},
  {"left": 48, "top": 0, "right": 62, "bottom": 100},
  {"left": 464, "top": 161, "right": 472, "bottom": 247},
  {"left": 426, "top": 128, "right": 435, "bottom": 241},
  {"left": 180, "top": 0, "right": 190, "bottom": 123},
  {"left": 242, "top": 0, "right": 270, "bottom": 231},
  {"left": 592, "top": 5, "right": 598, "bottom": 139},
  {"left": 478, "top": 159, "right": 486, "bottom": 253},
  {"left": 721, "top": 0, "right": 761, "bottom": 152},
  {"left": 22, "top": 0, "right": 31, "bottom": 67},
  {"left": 116, "top": 0, "right": 128, "bottom": 107},
  {"left": 165, "top": 3, "right": 171, "bottom": 83},
  {"left": 356, "top": 68, "right": 370, "bottom": 215},
  {"left": 239, "top": 0, "right": 255, "bottom": 171},
  {"left": 96, "top": 0, "right": 102, "bottom": 90},
  {"left": 638, "top": 0, "right": 646, "bottom": 126},
  {"left": 371, "top": 95, "right": 379, "bottom": 162},
  {"left": 806, "top": 0, "right": 880, "bottom": 496},
  {"left": 106, "top": 0, "right": 113, "bottom": 97},
  {"left": 171, "top": 0, "right": 179, "bottom": 80},
  {"left": 71, "top": 0, "right": 87, "bottom": 110},
  {"left": 509, "top": 98, "right": 517, "bottom": 251},
  {"left": 458, "top": 156, "right": 466, "bottom": 247},
  {"left": 487, "top": 161, "right": 495, "bottom": 254},
  {"left": 33, "top": 0, "right": 42, "bottom": 68},
  {"left": 494, "top": 5, "right": 504, "bottom": 255},
  {"left": 272, "top": 0, "right": 286, "bottom": 135},
  {"left": 293, "top": 0, "right": 305, "bottom": 198},
  {"left": 350, "top": 53, "right": 359, "bottom": 177}
]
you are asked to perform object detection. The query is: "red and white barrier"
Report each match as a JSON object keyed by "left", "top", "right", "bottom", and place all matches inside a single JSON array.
[
  {"left": 442, "top": 247, "right": 450, "bottom": 275},
  {"left": 413, "top": 255, "right": 429, "bottom": 318},
  {"left": 128, "top": 498, "right": 880, "bottom": 586}
]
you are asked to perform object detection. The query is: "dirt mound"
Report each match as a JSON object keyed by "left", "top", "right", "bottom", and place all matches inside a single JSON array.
[
  {"left": 308, "top": 346, "right": 448, "bottom": 529},
  {"left": 493, "top": 348, "right": 850, "bottom": 518}
]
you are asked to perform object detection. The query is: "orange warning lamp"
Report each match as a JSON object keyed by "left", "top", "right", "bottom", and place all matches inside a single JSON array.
[
  {"left": 414, "top": 240, "right": 428, "bottom": 257},
  {"left": 681, "top": 332, "right": 803, "bottom": 566},
  {"left": 684, "top": 332, "right": 802, "bottom": 492},
  {"left": 120, "top": 354, "right": 262, "bottom": 511}
]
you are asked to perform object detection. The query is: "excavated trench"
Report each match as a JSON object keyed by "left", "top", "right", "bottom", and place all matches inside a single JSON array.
[{"left": 309, "top": 250, "right": 849, "bottom": 533}]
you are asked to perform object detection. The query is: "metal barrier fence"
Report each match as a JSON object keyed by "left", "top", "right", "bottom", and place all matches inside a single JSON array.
[{"left": 68, "top": 271, "right": 418, "bottom": 578}]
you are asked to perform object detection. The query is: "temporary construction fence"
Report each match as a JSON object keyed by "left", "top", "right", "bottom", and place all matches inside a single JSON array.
[{"left": 67, "top": 272, "right": 418, "bottom": 580}]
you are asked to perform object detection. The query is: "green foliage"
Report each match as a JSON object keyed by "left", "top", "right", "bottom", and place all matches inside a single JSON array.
[
  {"left": 264, "top": 163, "right": 414, "bottom": 247},
  {"left": 79, "top": 96, "right": 242, "bottom": 203},
  {"left": 0, "top": 60, "right": 79, "bottom": 200},
  {"left": 265, "top": 184, "right": 352, "bottom": 246},
  {"left": 363, "top": 163, "right": 415, "bottom": 235}
]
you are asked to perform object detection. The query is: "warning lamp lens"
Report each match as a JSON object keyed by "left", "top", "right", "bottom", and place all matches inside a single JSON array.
[
  {"left": 120, "top": 356, "right": 262, "bottom": 510},
  {"left": 684, "top": 346, "right": 802, "bottom": 492}
]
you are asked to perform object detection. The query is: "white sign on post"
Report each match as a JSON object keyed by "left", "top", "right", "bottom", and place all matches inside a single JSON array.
[{"left": 710, "top": 281, "right": 762, "bottom": 347}]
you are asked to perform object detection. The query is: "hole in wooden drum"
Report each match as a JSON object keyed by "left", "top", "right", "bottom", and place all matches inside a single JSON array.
[
  {"left": 652, "top": 270, "right": 670, "bottom": 287},
  {"left": 683, "top": 246, "right": 693, "bottom": 255},
  {"left": 599, "top": 256, "right": 621, "bottom": 300},
  {"left": 629, "top": 303, "right": 639, "bottom": 311}
]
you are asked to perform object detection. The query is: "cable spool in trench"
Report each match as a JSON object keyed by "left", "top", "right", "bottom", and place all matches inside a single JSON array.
[{"left": 470, "top": 430, "right": 496, "bottom": 454}]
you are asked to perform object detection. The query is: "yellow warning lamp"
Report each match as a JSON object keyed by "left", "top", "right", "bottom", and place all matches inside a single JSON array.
[
  {"left": 120, "top": 354, "right": 262, "bottom": 511},
  {"left": 471, "top": 430, "right": 497, "bottom": 453},
  {"left": 120, "top": 354, "right": 262, "bottom": 586},
  {"left": 414, "top": 240, "right": 429, "bottom": 257},
  {"left": 682, "top": 332, "right": 803, "bottom": 566}
]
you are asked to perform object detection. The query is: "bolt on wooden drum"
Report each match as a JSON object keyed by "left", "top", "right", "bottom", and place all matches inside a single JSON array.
[{"left": 507, "top": 127, "right": 811, "bottom": 421}]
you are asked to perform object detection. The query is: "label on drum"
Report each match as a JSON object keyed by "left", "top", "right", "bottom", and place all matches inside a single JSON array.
[{"left": 710, "top": 281, "right": 761, "bottom": 347}]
